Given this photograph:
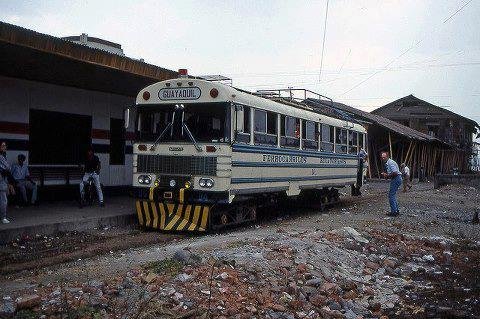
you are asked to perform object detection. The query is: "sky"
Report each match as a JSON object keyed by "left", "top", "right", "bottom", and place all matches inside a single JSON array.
[{"left": 1, "top": 0, "right": 479, "bottom": 123}]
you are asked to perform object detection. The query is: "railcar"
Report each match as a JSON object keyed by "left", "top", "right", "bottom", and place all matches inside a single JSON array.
[{"left": 127, "top": 70, "right": 367, "bottom": 232}]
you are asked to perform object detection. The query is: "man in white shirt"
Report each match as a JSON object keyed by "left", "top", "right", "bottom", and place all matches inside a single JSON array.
[
  {"left": 401, "top": 163, "right": 412, "bottom": 192},
  {"left": 381, "top": 152, "right": 402, "bottom": 216}
]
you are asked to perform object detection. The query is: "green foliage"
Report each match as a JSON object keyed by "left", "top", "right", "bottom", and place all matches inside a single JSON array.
[
  {"left": 145, "top": 258, "right": 183, "bottom": 275},
  {"left": 14, "top": 309, "right": 37, "bottom": 319}
]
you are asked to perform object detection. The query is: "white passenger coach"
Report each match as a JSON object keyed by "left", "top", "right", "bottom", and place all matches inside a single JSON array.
[{"left": 129, "top": 70, "right": 367, "bottom": 232}]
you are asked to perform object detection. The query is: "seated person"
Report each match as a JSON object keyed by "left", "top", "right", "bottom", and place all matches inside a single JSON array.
[
  {"left": 11, "top": 154, "right": 37, "bottom": 206},
  {"left": 79, "top": 147, "right": 104, "bottom": 207}
]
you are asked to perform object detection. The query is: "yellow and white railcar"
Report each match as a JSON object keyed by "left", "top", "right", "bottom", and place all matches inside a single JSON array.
[{"left": 130, "top": 70, "right": 367, "bottom": 232}]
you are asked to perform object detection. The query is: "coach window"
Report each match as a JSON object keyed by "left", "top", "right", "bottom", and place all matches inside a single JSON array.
[
  {"left": 235, "top": 105, "right": 251, "bottom": 144},
  {"left": 348, "top": 130, "right": 358, "bottom": 154},
  {"left": 320, "top": 124, "right": 334, "bottom": 152},
  {"left": 335, "top": 128, "right": 348, "bottom": 153},
  {"left": 280, "top": 115, "right": 300, "bottom": 148},
  {"left": 359, "top": 132, "right": 365, "bottom": 149},
  {"left": 254, "top": 110, "right": 277, "bottom": 146},
  {"left": 302, "top": 120, "right": 318, "bottom": 150}
]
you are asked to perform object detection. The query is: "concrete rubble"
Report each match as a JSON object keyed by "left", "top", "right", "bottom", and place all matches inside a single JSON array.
[
  {"left": 1, "top": 223, "right": 479, "bottom": 318},
  {"left": 0, "top": 182, "right": 479, "bottom": 318}
]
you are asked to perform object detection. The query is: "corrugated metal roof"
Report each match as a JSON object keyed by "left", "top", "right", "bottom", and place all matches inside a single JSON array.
[
  {"left": 305, "top": 99, "right": 440, "bottom": 142},
  {"left": 0, "top": 21, "right": 177, "bottom": 81}
]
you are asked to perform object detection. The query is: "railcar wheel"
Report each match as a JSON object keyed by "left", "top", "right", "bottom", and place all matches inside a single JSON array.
[
  {"left": 241, "top": 206, "right": 256, "bottom": 223},
  {"left": 211, "top": 204, "right": 257, "bottom": 230},
  {"left": 320, "top": 195, "right": 328, "bottom": 211},
  {"left": 329, "top": 189, "right": 340, "bottom": 205},
  {"left": 220, "top": 213, "right": 229, "bottom": 226}
]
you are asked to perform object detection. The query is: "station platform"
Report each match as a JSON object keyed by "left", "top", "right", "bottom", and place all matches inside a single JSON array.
[{"left": 0, "top": 196, "right": 136, "bottom": 244}]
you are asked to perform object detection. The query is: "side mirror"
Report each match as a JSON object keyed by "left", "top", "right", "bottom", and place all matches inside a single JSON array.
[{"left": 124, "top": 108, "right": 130, "bottom": 129}]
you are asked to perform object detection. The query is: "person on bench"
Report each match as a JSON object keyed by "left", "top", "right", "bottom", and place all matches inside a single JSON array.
[{"left": 11, "top": 154, "right": 38, "bottom": 206}]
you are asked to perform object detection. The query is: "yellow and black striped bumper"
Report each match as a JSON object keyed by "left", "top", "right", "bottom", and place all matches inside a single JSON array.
[{"left": 135, "top": 200, "right": 210, "bottom": 232}]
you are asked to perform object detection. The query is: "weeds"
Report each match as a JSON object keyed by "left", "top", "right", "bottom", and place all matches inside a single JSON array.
[
  {"left": 145, "top": 258, "right": 183, "bottom": 275},
  {"left": 13, "top": 309, "right": 37, "bottom": 319}
]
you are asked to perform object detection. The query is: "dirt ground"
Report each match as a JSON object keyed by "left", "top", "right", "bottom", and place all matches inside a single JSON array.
[{"left": 0, "top": 180, "right": 479, "bottom": 318}]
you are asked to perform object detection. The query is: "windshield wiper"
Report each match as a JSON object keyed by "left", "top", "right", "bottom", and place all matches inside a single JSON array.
[
  {"left": 150, "top": 122, "right": 172, "bottom": 151},
  {"left": 182, "top": 122, "right": 202, "bottom": 152},
  {"left": 150, "top": 104, "right": 202, "bottom": 152},
  {"left": 150, "top": 110, "right": 175, "bottom": 151}
]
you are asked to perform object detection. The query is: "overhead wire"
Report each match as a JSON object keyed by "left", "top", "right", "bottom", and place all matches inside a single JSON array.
[
  {"left": 338, "top": 0, "right": 475, "bottom": 97},
  {"left": 318, "top": 0, "right": 329, "bottom": 84}
]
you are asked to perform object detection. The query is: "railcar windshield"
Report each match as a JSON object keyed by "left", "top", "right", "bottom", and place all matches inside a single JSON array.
[{"left": 136, "top": 102, "right": 230, "bottom": 143}]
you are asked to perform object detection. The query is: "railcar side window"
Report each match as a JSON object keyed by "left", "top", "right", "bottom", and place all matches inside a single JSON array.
[
  {"left": 320, "top": 124, "right": 334, "bottom": 152},
  {"left": 267, "top": 112, "right": 277, "bottom": 135},
  {"left": 244, "top": 107, "right": 251, "bottom": 132},
  {"left": 348, "top": 130, "right": 358, "bottom": 154},
  {"left": 302, "top": 120, "right": 318, "bottom": 150},
  {"left": 359, "top": 133, "right": 365, "bottom": 149},
  {"left": 254, "top": 110, "right": 277, "bottom": 146},
  {"left": 235, "top": 105, "right": 250, "bottom": 144},
  {"left": 280, "top": 115, "right": 300, "bottom": 148},
  {"left": 254, "top": 110, "right": 266, "bottom": 132},
  {"left": 335, "top": 128, "right": 348, "bottom": 153}
]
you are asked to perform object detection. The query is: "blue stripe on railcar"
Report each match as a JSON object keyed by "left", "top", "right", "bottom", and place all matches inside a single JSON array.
[
  {"left": 231, "top": 161, "right": 357, "bottom": 169},
  {"left": 231, "top": 175, "right": 357, "bottom": 184},
  {"left": 232, "top": 143, "right": 358, "bottom": 159}
]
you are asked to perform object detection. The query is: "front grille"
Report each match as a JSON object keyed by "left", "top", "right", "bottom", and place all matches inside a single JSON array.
[{"left": 137, "top": 155, "right": 217, "bottom": 176}]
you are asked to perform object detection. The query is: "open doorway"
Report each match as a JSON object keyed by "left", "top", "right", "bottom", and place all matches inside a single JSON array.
[{"left": 29, "top": 109, "right": 92, "bottom": 164}]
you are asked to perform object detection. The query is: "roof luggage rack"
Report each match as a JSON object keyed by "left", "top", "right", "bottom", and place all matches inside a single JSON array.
[
  {"left": 255, "top": 88, "right": 358, "bottom": 123},
  {"left": 196, "top": 75, "right": 232, "bottom": 86},
  {"left": 255, "top": 88, "right": 332, "bottom": 105}
]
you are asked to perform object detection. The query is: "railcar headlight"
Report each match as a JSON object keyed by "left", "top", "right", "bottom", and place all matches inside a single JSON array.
[
  {"left": 205, "top": 179, "right": 214, "bottom": 188},
  {"left": 184, "top": 181, "right": 192, "bottom": 189},
  {"left": 138, "top": 175, "right": 152, "bottom": 185},
  {"left": 199, "top": 178, "right": 214, "bottom": 188},
  {"left": 169, "top": 179, "right": 176, "bottom": 188}
]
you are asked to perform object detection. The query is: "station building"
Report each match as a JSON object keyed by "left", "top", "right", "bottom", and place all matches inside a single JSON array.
[{"left": 0, "top": 22, "right": 177, "bottom": 193}]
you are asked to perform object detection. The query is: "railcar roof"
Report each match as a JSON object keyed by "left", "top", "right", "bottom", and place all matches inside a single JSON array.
[{"left": 136, "top": 78, "right": 366, "bottom": 132}]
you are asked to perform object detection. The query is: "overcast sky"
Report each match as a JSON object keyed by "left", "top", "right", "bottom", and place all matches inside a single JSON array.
[{"left": 1, "top": 0, "right": 479, "bottom": 122}]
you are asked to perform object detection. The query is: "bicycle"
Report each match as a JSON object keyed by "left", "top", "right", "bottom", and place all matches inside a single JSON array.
[{"left": 79, "top": 175, "right": 102, "bottom": 208}]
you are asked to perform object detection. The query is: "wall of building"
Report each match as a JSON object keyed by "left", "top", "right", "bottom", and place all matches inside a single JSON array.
[
  {"left": 0, "top": 75, "right": 136, "bottom": 187},
  {"left": 374, "top": 102, "right": 473, "bottom": 148}
]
